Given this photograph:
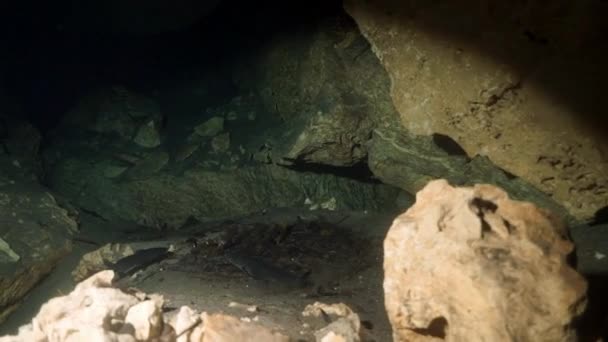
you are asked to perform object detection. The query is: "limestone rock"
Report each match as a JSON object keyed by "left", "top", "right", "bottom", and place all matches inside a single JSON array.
[
  {"left": 280, "top": 110, "right": 370, "bottom": 167},
  {"left": 344, "top": 0, "right": 608, "bottom": 221},
  {"left": 173, "top": 141, "right": 202, "bottom": 163},
  {"left": 0, "top": 270, "right": 290, "bottom": 342},
  {"left": 227, "top": 10, "right": 575, "bottom": 227},
  {"left": 46, "top": 148, "right": 398, "bottom": 228},
  {"left": 43, "top": 112, "right": 399, "bottom": 228},
  {"left": 0, "top": 176, "right": 78, "bottom": 324},
  {"left": 133, "top": 120, "right": 162, "bottom": 148},
  {"left": 194, "top": 117, "right": 224, "bottom": 138},
  {"left": 303, "top": 302, "right": 362, "bottom": 342},
  {"left": 119, "top": 149, "right": 170, "bottom": 182},
  {"left": 383, "top": 179, "right": 587, "bottom": 341},
  {"left": 0, "top": 270, "right": 167, "bottom": 342},
  {"left": 72, "top": 243, "right": 135, "bottom": 283},
  {"left": 58, "top": 85, "right": 163, "bottom": 141},
  {"left": 0, "top": 238, "right": 19, "bottom": 263},
  {"left": 211, "top": 132, "right": 230, "bottom": 153},
  {"left": 367, "top": 127, "right": 573, "bottom": 224},
  {"left": 197, "top": 312, "right": 289, "bottom": 342},
  {"left": 233, "top": 14, "right": 396, "bottom": 167}
]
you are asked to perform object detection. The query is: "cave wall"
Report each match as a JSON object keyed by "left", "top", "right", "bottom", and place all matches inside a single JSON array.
[
  {"left": 229, "top": 9, "right": 572, "bottom": 223},
  {"left": 344, "top": 0, "right": 608, "bottom": 222}
]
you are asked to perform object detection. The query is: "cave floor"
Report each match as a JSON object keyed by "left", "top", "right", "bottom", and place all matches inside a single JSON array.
[
  {"left": 0, "top": 208, "right": 397, "bottom": 341},
  {"left": 125, "top": 208, "right": 395, "bottom": 341},
  {"left": 1, "top": 208, "right": 607, "bottom": 341}
]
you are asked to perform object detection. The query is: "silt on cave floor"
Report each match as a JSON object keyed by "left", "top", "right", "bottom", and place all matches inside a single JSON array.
[
  {"left": 1, "top": 204, "right": 608, "bottom": 341},
  {"left": 0, "top": 208, "right": 396, "bottom": 341}
]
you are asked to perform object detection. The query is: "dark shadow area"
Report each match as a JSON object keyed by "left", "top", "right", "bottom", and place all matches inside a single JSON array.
[
  {"left": 411, "top": 316, "right": 448, "bottom": 339},
  {"left": 576, "top": 274, "right": 608, "bottom": 341},
  {"left": 0, "top": 0, "right": 344, "bottom": 133},
  {"left": 283, "top": 160, "right": 380, "bottom": 184},
  {"left": 432, "top": 133, "right": 469, "bottom": 157},
  {"left": 592, "top": 206, "right": 608, "bottom": 225}
]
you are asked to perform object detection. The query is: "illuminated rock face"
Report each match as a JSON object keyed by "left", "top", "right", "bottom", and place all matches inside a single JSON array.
[
  {"left": 344, "top": 0, "right": 608, "bottom": 222},
  {"left": 382, "top": 179, "right": 587, "bottom": 342}
]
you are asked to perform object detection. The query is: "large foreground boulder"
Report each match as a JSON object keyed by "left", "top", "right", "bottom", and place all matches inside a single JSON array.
[{"left": 383, "top": 179, "right": 587, "bottom": 341}]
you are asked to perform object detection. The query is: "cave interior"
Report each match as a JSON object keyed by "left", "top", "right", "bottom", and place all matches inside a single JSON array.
[{"left": 0, "top": 0, "right": 606, "bottom": 340}]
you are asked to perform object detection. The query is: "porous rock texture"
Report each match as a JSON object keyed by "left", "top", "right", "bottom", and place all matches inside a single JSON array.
[
  {"left": 0, "top": 270, "right": 367, "bottom": 342},
  {"left": 383, "top": 179, "right": 587, "bottom": 341},
  {"left": 344, "top": 0, "right": 608, "bottom": 221}
]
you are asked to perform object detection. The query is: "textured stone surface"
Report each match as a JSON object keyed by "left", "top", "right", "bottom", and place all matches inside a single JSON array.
[
  {"left": 0, "top": 173, "right": 77, "bottom": 324},
  {"left": 133, "top": 120, "right": 162, "bottom": 148},
  {"left": 383, "top": 179, "right": 587, "bottom": 341},
  {"left": 0, "top": 270, "right": 307, "bottom": 341},
  {"left": 43, "top": 77, "right": 400, "bottom": 230},
  {"left": 367, "top": 127, "right": 573, "bottom": 223},
  {"left": 230, "top": 13, "right": 574, "bottom": 224},
  {"left": 233, "top": 14, "right": 397, "bottom": 167},
  {"left": 58, "top": 85, "right": 163, "bottom": 142},
  {"left": 344, "top": 0, "right": 608, "bottom": 221},
  {"left": 46, "top": 153, "right": 397, "bottom": 229}
]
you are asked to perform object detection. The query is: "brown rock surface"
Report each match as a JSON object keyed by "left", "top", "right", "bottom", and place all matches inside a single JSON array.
[
  {"left": 383, "top": 179, "right": 587, "bottom": 341},
  {"left": 344, "top": 0, "right": 608, "bottom": 221}
]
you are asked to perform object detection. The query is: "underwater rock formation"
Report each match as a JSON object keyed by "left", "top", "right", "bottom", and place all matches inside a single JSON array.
[
  {"left": 344, "top": 0, "right": 608, "bottom": 221},
  {"left": 0, "top": 176, "right": 78, "bottom": 324},
  {"left": 383, "top": 179, "right": 587, "bottom": 341},
  {"left": 0, "top": 270, "right": 371, "bottom": 342},
  {"left": 57, "top": 85, "right": 164, "bottom": 144},
  {"left": 230, "top": 12, "right": 578, "bottom": 224},
  {"left": 42, "top": 83, "right": 402, "bottom": 229}
]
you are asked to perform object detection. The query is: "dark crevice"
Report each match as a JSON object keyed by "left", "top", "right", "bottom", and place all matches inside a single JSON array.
[
  {"left": 499, "top": 167, "right": 518, "bottom": 180},
  {"left": 480, "top": 218, "right": 492, "bottom": 234},
  {"left": 79, "top": 207, "right": 110, "bottom": 222},
  {"left": 281, "top": 160, "right": 380, "bottom": 184},
  {"left": 470, "top": 197, "right": 498, "bottom": 235},
  {"left": 574, "top": 274, "right": 608, "bottom": 341},
  {"left": 591, "top": 206, "right": 608, "bottom": 225},
  {"left": 432, "top": 133, "right": 469, "bottom": 157},
  {"left": 523, "top": 29, "right": 550, "bottom": 46},
  {"left": 502, "top": 219, "right": 514, "bottom": 234},
  {"left": 410, "top": 316, "right": 448, "bottom": 339},
  {"left": 471, "top": 197, "right": 498, "bottom": 213}
]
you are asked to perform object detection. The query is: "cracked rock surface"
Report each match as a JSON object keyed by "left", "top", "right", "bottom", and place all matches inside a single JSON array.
[
  {"left": 383, "top": 179, "right": 587, "bottom": 341},
  {"left": 344, "top": 0, "right": 608, "bottom": 221}
]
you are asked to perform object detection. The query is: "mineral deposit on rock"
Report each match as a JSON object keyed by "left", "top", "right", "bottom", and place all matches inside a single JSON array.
[{"left": 383, "top": 179, "right": 587, "bottom": 341}]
